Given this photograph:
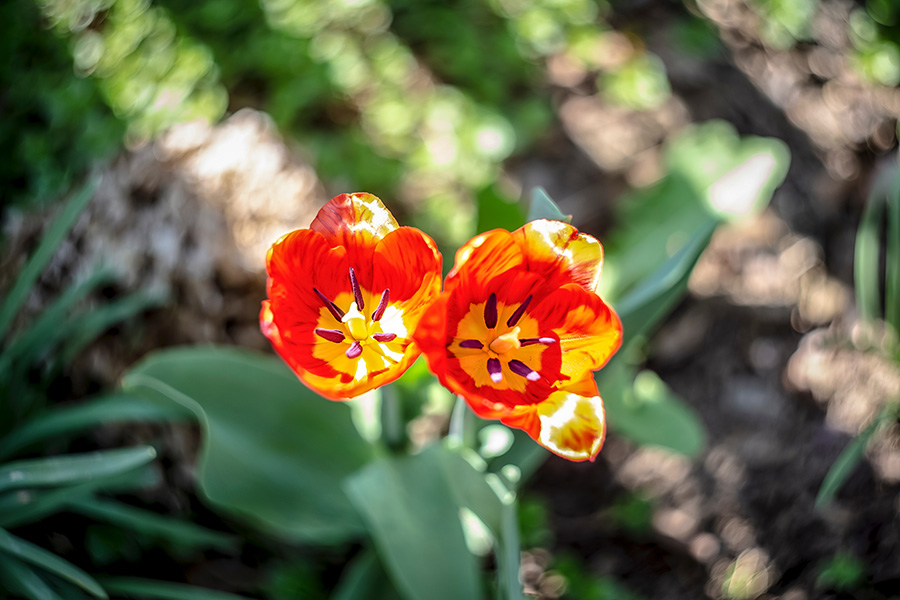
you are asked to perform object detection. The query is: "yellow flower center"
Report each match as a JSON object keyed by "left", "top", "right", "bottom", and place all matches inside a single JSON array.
[
  {"left": 311, "top": 268, "right": 404, "bottom": 373},
  {"left": 449, "top": 293, "right": 555, "bottom": 390}
]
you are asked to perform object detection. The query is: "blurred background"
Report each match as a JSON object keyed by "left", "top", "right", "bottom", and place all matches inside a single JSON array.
[{"left": 2, "top": 0, "right": 900, "bottom": 598}]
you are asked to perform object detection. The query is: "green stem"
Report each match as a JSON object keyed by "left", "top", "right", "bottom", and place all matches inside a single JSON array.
[
  {"left": 448, "top": 396, "right": 477, "bottom": 449},
  {"left": 379, "top": 386, "right": 405, "bottom": 452}
]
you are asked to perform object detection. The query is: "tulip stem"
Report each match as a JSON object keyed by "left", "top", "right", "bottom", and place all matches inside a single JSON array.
[
  {"left": 379, "top": 385, "right": 405, "bottom": 451},
  {"left": 448, "top": 396, "right": 477, "bottom": 449}
]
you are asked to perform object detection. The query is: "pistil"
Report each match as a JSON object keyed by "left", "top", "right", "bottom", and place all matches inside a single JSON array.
[
  {"left": 342, "top": 302, "right": 369, "bottom": 341},
  {"left": 489, "top": 326, "right": 522, "bottom": 354}
]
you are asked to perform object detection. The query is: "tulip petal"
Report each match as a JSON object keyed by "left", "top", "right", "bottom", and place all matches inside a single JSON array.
[
  {"left": 515, "top": 220, "right": 604, "bottom": 293},
  {"left": 261, "top": 193, "right": 441, "bottom": 400},
  {"left": 499, "top": 378, "right": 607, "bottom": 462},
  {"left": 530, "top": 283, "right": 622, "bottom": 382}
]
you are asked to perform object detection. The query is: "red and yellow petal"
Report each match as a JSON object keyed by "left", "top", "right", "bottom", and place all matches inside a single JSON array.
[
  {"left": 309, "top": 192, "right": 400, "bottom": 278},
  {"left": 497, "top": 377, "right": 607, "bottom": 462},
  {"left": 261, "top": 193, "right": 440, "bottom": 400},
  {"left": 514, "top": 220, "right": 604, "bottom": 293},
  {"left": 530, "top": 283, "right": 623, "bottom": 382},
  {"left": 445, "top": 229, "right": 524, "bottom": 295}
]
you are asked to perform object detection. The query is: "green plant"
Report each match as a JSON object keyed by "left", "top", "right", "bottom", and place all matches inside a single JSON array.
[
  {"left": 816, "top": 161, "right": 900, "bottom": 509},
  {"left": 816, "top": 552, "right": 867, "bottom": 592},
  {"left": 119, "top": 153, "right": 788, "bottom": 598},
  {"left": 0, "top": 182, "right": 245, "bottom": 600}
]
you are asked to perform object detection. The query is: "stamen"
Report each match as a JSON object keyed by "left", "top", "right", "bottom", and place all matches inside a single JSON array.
[
  {"left": 459, "top": 339, "right": 483, "bottom": 349},
  {"left": 349, "top": 267, "right": 364, "bottom": 310},
  {"left": 372, "top": 332, "right": 397, "bottom": 342},
  {"left": 372, "top": 289, "right": 390, "bottom": 321},
  {"left": 520, "top": 337, "right": 556, "bottom": 346},
  {"left": 314, "top": 328, "right": 345, "bottom": 343},
  {"left": 313, "top": 288, "right": 345, "bottom": 321},
  {"left": 484, "top": 293, "right": 498, "bottom": 329},
  {"left": 506, "top": 295, "right": 532, "bottom": 327},
  {"left": 509, "top": 359, "right": 541, "bottom": 381},
  {"left": 487, "top": 357, "right": 502, "bottom": 383},
  {"left": 346, "top": 341, "right": 363, "bottom": 359}
]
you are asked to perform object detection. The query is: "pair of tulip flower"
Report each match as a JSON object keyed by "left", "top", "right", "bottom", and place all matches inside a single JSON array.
[{"left": 260, "top": 193, "right": 622, "bottom": 462}]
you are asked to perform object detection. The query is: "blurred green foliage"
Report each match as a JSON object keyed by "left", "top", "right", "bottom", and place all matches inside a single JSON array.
[
  {"left": 0, "top": 1, "right": 124, "bottom": 208},
  {"left": 0, "top": 184, "right": 244, "bottom": 599},
  {"left": 5, "top": 0, "right": 673, "bottom": 245},
  {"left": 815, "top": 552, "right": 867, "bottom": 592},
  {"left": 553, "top": 554, "right": 646, "bottom": 600}
]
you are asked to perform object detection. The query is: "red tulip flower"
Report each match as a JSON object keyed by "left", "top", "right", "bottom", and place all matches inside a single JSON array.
[
  {"left": 414, "top": 220, "right": 622, "bottom": 461},
  {"left": 261, "top": 193, "right": 442, "bottom": 399}
]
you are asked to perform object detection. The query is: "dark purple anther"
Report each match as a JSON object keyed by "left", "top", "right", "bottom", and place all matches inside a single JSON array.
[
  {"left": 372, "top": 332, "right": 397, "bottom": 342},
  {"left": 314, "top": 288, "right": 345, "bottom": 321},
  {"left": 459, "top": 339, "right": 483, "bottom": 349},
  {"left": 520, "top": 337, "right": 556, "bottom": 346},
  {"left": 349, "top": 267, "right": 364, "bottom": 310},
  {"left": 484, "top": 293, "right": 498, "bottom": 329},
  {"left": 372, "top": 289, "right": 390, "bottom": 321},
  {"left": 509, "top": 359, "right": 540, "bottom": 381},
  {"left": 346, "top": 341, "right": 363, "bottom": 359},
  {"left": 487, "top": 357, "right": 502, "bottom": 383},
  {"left": 315, "top": 328, "right": 346, "bottom": 343},
  {"left": 506, "top": 295, "right": 532, "bottom": 327}
]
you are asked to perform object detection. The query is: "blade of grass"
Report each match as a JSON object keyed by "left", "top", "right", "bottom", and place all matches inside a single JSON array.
[
  {"left": 58, "top": 290, "right": 167, "bottom": 366},
  {"left": 815, "top": 406, "right": 895, "bottom": 509},
  {"left": 885, "top": 168, "right": 900, "bottom": 334},
  {"left": 0, "top": 527, "right": 107, "bottom": 598},
  {"left": 0, "top": 554, "right": 65, "bottom": 600},
  {"left": 0, "top": 268, "right": 113, "bottom": 374},
  {"left": 0, "top": 447, "right": 156, "bottom": 493},
  {"left": 0, "top": 394, "right": 190, "bottom": 460},
  {"left": 67, "top": 497, "right": 238, "bottom": 552},
  {"left": 855, "top": 176, "right": 886, "bottom": 325},
  {"left": 0, "top": 180, "right": 96, "bottom": 341},
  {"left": 0, "top": 466, "right": 160, "bottom": 529},
  {"left": 98, "top": 577, "right": 252, "bottom": 600}
]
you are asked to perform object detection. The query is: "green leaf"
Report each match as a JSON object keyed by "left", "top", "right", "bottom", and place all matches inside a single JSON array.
[
  {"left": 121, "top": 346, "right": 374, "bottom": 544},
  {"left": 98, "top": 578, "right": 252, "bottom": 600},
  {"left": 0, "top": 466, "right": 159, "bottom": 529},
  {"left": 331, "top": 548, "right": 403, "bottom": 600},
  {"left": 815, "top": 407, "right": 896, "bottom": 509},
  {"left": 599, "top": 363, "right": 706, "bottom": 457},
  {"left": 0, "top": 394, "right": 189, "bottom": 460},
  {"left": 0, "top": 447, "right": 157, "bottom": 493},
  {"left": 885, "top": 168, "right": 900, "bottom": 334},
  {"left": 435, "top": 447, "right": 523, "bottom": 600},
  {"left": 0, "top": 527, "right": 107, "bottom": 598},
  {"left": 67, "top": 497, "right": 238, "bottom": 552},
  {"left": 602, "top": 121, "right": 789, "bottom": 299},
  {"left": 344, "top": 447, "right": 484, "bottom": 600},
  {"left": 59, "top": 289, "right": 167, "bottom": 365},
  {"left": 0, "top": 554, "right": 65, "bottom": 600},
  {"left": 526, "top": 187, "right": 571, "bottom": 223},
  {"left": 476, "top": 184, "right": 527, "bottom": 233},
  {"left": 0, "top": 180, "right": 96, "bottom": 341},
  {"left": 0, "top": 267, "right": 113, "bottom": 373},
  {"left": 615, "top": 220, "right": 717, "bottom": 348},
  {"left": 856, "top": 175, "right": 885, "bottom": 325},
  {"left": 665, "top": 121, "right": 790, "bottom": 223}
]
